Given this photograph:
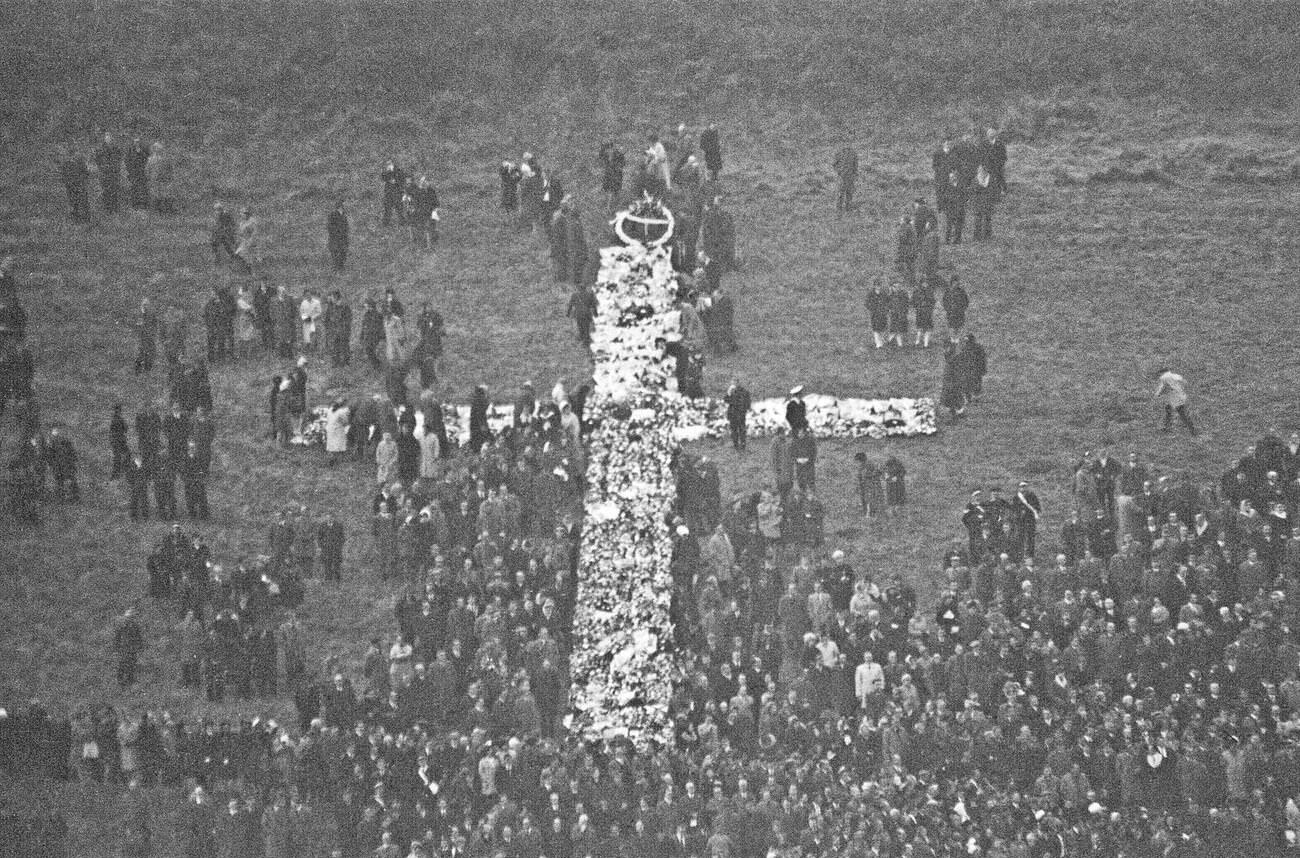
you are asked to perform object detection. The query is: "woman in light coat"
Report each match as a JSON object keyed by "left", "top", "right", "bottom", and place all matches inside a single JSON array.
[
  {"left": 417, "top": 423, "right": 441, "bottom": 479},
  {"left": 375, "top": 431, "right": 398, "bottom": 486},
  {"left": 325, "top": 401, "right": 349, "bottom": 465}
]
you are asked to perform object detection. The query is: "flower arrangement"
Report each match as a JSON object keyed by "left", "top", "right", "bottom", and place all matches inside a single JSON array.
[
  {"left": 291, "top": 407, "right": 330, "bottom": 447},
  {"left": 613, "top": 193, "right": 676, "bottom": 248},
  {"left": 570, "top": 242, "right": 683, "bottom": 748},
  {"left": 669, "top": 394, "right": 938, "bottom": 442}
]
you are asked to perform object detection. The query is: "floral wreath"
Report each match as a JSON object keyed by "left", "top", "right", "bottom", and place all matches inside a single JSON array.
[{"left": 612, "top": 194, "right": 675, "bottom": 248}]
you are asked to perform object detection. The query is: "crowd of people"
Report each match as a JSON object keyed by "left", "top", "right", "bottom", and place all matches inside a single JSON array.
[
  {"left": 13, "top": 111, "right": 1299, "bottom": 858},
  {"left": 9, "top": 425, "right": 1300, "bottom": 856}
]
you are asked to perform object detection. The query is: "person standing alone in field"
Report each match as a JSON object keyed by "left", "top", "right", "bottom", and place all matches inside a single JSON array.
[
  {"left": 833, "top": 145, "right": 858, "bottom": 213},
  {"left": 326, "top": 199, "right": 349, "bottom": 270},
  {"left": 1155, "top": 367, "right": 1197, "bottom": 435}
]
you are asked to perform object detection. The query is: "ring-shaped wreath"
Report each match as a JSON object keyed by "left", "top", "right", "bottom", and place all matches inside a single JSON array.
[{"left": 613, "top": 203, "right": 675, "bottom": 248}]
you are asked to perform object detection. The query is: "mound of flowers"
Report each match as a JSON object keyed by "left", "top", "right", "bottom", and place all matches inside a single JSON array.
[
  {"left": 670, "top": 393, "right": 937, "bottom": 442},
  {"left": 569, "top": 244, "right": 683, "bottom": 747}
]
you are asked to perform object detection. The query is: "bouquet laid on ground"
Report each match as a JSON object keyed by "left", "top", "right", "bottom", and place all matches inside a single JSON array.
[
  {"left": 670, "top": 394, "right": 938, "bottom": 442},
  {"left": 291, "top": 407, "right": 330, "bottom": 447}
]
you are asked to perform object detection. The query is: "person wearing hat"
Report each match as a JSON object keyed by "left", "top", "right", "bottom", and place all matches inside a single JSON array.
[
  {"left": 210, "top": 201, "right": 237, "bottom": 265},
  {"left": 113, "top": 608, "right": 145, "bottom": 687},
  {"left": 326, "top": 198, "right": 349, "bottom": 270},
  {"left": 786, "top": 386, "right": 807, "bottom": 434}
]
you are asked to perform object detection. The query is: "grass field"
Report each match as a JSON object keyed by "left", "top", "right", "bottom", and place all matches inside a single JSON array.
[{"left": 1, "top": 0, "right": 1300, "bottom": 852}]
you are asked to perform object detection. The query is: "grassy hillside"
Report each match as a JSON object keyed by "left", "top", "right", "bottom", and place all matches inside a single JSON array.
[
  {"left": 0, "top": 1, "right": 1299, "bottom": 854},
  {"left": 3, "top": 0, "right": 1299, "bottom": 147}
]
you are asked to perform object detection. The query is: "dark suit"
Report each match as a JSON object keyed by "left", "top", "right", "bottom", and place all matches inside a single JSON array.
[{"left": 724, "top": 384, "right": 751, "bottom": 450}]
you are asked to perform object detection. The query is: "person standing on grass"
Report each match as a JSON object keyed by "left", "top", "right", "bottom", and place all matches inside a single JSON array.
[
  {"left": 114, "top": 608, "right": 145, "bottom": 686},
  {"left": 969, "top": 165, "right": 1000, "bottom": 241},
  {"left": 145, "top": 141, "right": 175, "bottom": 214},
  {"left": 932, "top": 137, "right": 956, "bottom": 197},
  {"left": 916, "top": 220, "right": 940, "bottom": 282},
  {"left": 58, "top": 146, "right": 91, "bottom": 223},
  {"left": 855, "top": 452, "right": 885, "bottom": 516},
  {"left": 940, "top": 340, "right": 965, "bottom": 421},
  {"left": 724, "top": 378, "right": 752, "bottom": 452},
  {"left": 884, "top": 456, "right": 906, "bottom": 514},
  {"left": 273, "top": 284, "right": 297, "bottom": 358},
  {"left": 958, "top": 334, "right": 987, "bottom": 405},
  {"left": 981, "top": 127, "right": 1009, "bottom": 192},
  {"left": 499, "top": 160, "right": 523, "bottom": 219},
  {"left": 288, "top": 356, "right": 309, "bottom": 435},
  {"left": 181, "top": 439, "right": 209, "bottom": 520},
  {"left": 832, "top": 145, "right": 858, "bottom": 213},
  {"left": 318, "top": 512, "right": 345, "bottom": 582},
  {"left": 1155, "top": 367, "right": 1197, "bottom": 435},
  {"left": 110, "top": 403, "right": 131, "bottom": 479},
  {"left": 299, "top": 289, "right": 323, "bottom": 354},
  {"left": 865, "top": 279, "right": 889, "bottom": 350},
  {"left": 894, "top": 216, "right": 917, "bottom": 283},
  {"left": 126, "top": 135, "right": 151, "bottom": 209},
  {"left": 886, "top": 282, "right": 910, "bottom": 348},
  {"left": 235, "top": 207, "right": 260, "bottom": 273},
  {"left": 134, "top": 297, "right": 159, "bottom": 374},
  {"left": 360, "top": 297, "right": 385, "bottom": 370},
  {"left": 234, "top": 284, "right": 257, "bottom": 359},
  {"left": 942, "top": 275, "right": 969, "bottom": 340},
  {"left": 911, "top": 278, "right": 936, "bottom": 348},
  {"left": 566, "top": 282, "right": 598, "bottom": 347},
  {"left": 938, "top": 170, "right": 968, "bottom": 244},
  {"left": 326, "top": 199, "right": 349, "bottom": 270},
  {"left": 700, "top": 122, "right": 723, "bottom": 181},
  {"left": 211, "top": 202, "right": 237, "bottom": 265},
  {"left": 45, "top": 426, "right": 79, "bottom": 502},
  {"left": 598, "top": 143, "right": 625, "bottom": 212},
  {"left": 93, "top": 131, "right": 124, "bottom": 213},
  {"left": 408, "top": 176, "right": 440, "bottom": 250},
  {"left": 326, "top": 290, "right": 353, "bottom": 368},
  {"left": 380, "top": 160, "right": 406, "bottom": 226}
]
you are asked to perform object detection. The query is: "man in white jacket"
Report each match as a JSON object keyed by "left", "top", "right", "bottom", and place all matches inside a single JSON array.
[{"left": 855, "top": 651, "right": 885, "bottom": 714}]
